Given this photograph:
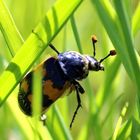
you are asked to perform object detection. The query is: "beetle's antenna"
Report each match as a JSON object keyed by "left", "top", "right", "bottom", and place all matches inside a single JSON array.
[
  {"left": 92, "top": 35, "right": 97, "bottom": 57},
  {"left": 32, "top": 30, "right": 60, "bottom": 54},
  {"left": 99, "top": 50, "right": 116, "bottom": 63}
]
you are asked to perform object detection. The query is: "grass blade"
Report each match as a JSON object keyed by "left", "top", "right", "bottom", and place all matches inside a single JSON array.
[
  {"left": 0, "top": 0, "right": 83, "bottom": 139},
  {"left": 0, "top": 0, "right": 83, "bottom": 105},
  {"left": 70, "top": 15, "right": 83, "bottom": 53},
  {"left": 112, "top": 102, "right": 129, "bottom": 140},
  {"left": 132, "top": 2, "right": 140, "bottom": 36},
  {"left": 113, "top": 0, "right": 140, "bottom": 99},
  {"left": 91, "top": 0, "right": 134, "bottom": 81},
  {"left": 0, "top": 0, "right": 24, "bottom": 56}
]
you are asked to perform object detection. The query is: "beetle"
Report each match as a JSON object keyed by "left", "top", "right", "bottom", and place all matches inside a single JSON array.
[{"left": 18, "top": 33, "right": 116, "bottom": 128}]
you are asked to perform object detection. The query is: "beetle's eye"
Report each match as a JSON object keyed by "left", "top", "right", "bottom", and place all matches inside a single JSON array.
[
  {"left": 95, "top": 62, "right": 99, "bottom": 67},
  {"left": 94, "top": 62, "right": 101, "bottom": 70}
]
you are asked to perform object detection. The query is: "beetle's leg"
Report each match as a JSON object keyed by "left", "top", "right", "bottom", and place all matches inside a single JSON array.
[
  {"left": 49, "top": 44, "right": 60, "bottom": 55},
  {"left": 70, "top": 82, "right": 84, "bottom": 128},
  {"left": 72, "top": 80, "right": 85, "bottom": 94},
  {"left": 40, "top": 114, "right": 47, "bottom": 126}
]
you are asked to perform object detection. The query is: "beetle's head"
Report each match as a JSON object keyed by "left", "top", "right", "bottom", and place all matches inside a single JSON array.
[{"left": 86, "top": 35, "right": 116, "bottom": 71}]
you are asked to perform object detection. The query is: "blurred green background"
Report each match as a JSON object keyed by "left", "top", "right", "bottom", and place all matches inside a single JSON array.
[{"left": 0, "top": 0, "right": 140, "bottom": 140}]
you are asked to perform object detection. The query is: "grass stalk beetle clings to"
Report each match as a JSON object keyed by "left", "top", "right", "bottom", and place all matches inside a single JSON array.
[{"left": 18, "top": 32, "right": 116, "bottom": 128}]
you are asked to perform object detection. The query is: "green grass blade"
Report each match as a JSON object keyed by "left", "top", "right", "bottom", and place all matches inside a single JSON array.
[
  {"left": 45, "top": 105, "right": 72, "bottom": 140},
  {"left": 0, "top": 0, "right": 53, "bottom": 139},
  {"left": 70, "top": 15, "right": 83, "bottom": 53},
  {"left": 91, "top": 0, "right": 134, "bottom": 81},
  {"left": 0, "top": 0, "right": 83, "bottom": 138},
  {"left": 54, "top": 106, "right": 72, "bottom": 140},
  {"left": 0, "top": 0, "right": 83, "bottom": 105},
  {"left": 96, "top": 57, "right": 121, "bottom": 107},
  {"left": 0, "top": 0, "right": 24, "bottom": 56},
  {"left": 70, "top": 15, "right": 99, "bottom": 139},
  {"left": 113, "top": 0, "right": 140, "bottom": 98},
  {"left": 91, "top": 1, "right": 140, "bottom": 139},
  {"left": 112, "top": 102, "right": 129, "bottom": 140},
  {"left": 32, "top": 68, "right": 42, "bottom": 139},
  {"left": 130, "top": 117, "right": 140, "bottom": 139},
  {"left": 8, "top": 92, "right": 53, "bottom": 140},
  {"left": 1, "top": 0, "right": 139, "bottom": 139},
  {"left": 132, "top": 2, "right": 140, "bottom": 36},
  {"left": 116, "top": 120, "right": 132, "bottom": 140},
  {"left": 101, "top": 94, "right": 123, "bottom": 127}
]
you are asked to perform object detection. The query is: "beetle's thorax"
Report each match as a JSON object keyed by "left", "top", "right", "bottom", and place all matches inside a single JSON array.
[{"left": 58, "top": 51, "right": 104, "bottom": 81}]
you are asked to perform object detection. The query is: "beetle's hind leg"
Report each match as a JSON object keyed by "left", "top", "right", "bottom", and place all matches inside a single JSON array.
[{"left": 70, "top": 81, "right": 85, "bottom": 128}]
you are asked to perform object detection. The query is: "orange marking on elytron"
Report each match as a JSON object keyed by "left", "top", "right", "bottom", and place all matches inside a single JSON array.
[
  {"left": 20, "top": 79, "right": 29, "bottom": 93},
  {"left": 33, "top": 63, "right": 48, "bottom": 80},
  {"left": 43, "top": 80, "right": 71, "bottom": 101},
  {"left": 27, "top": 94, "right": 32, "bottom": 103},
  {"left": 27, "top": 94, "right": 48, "bottom": 113}
]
